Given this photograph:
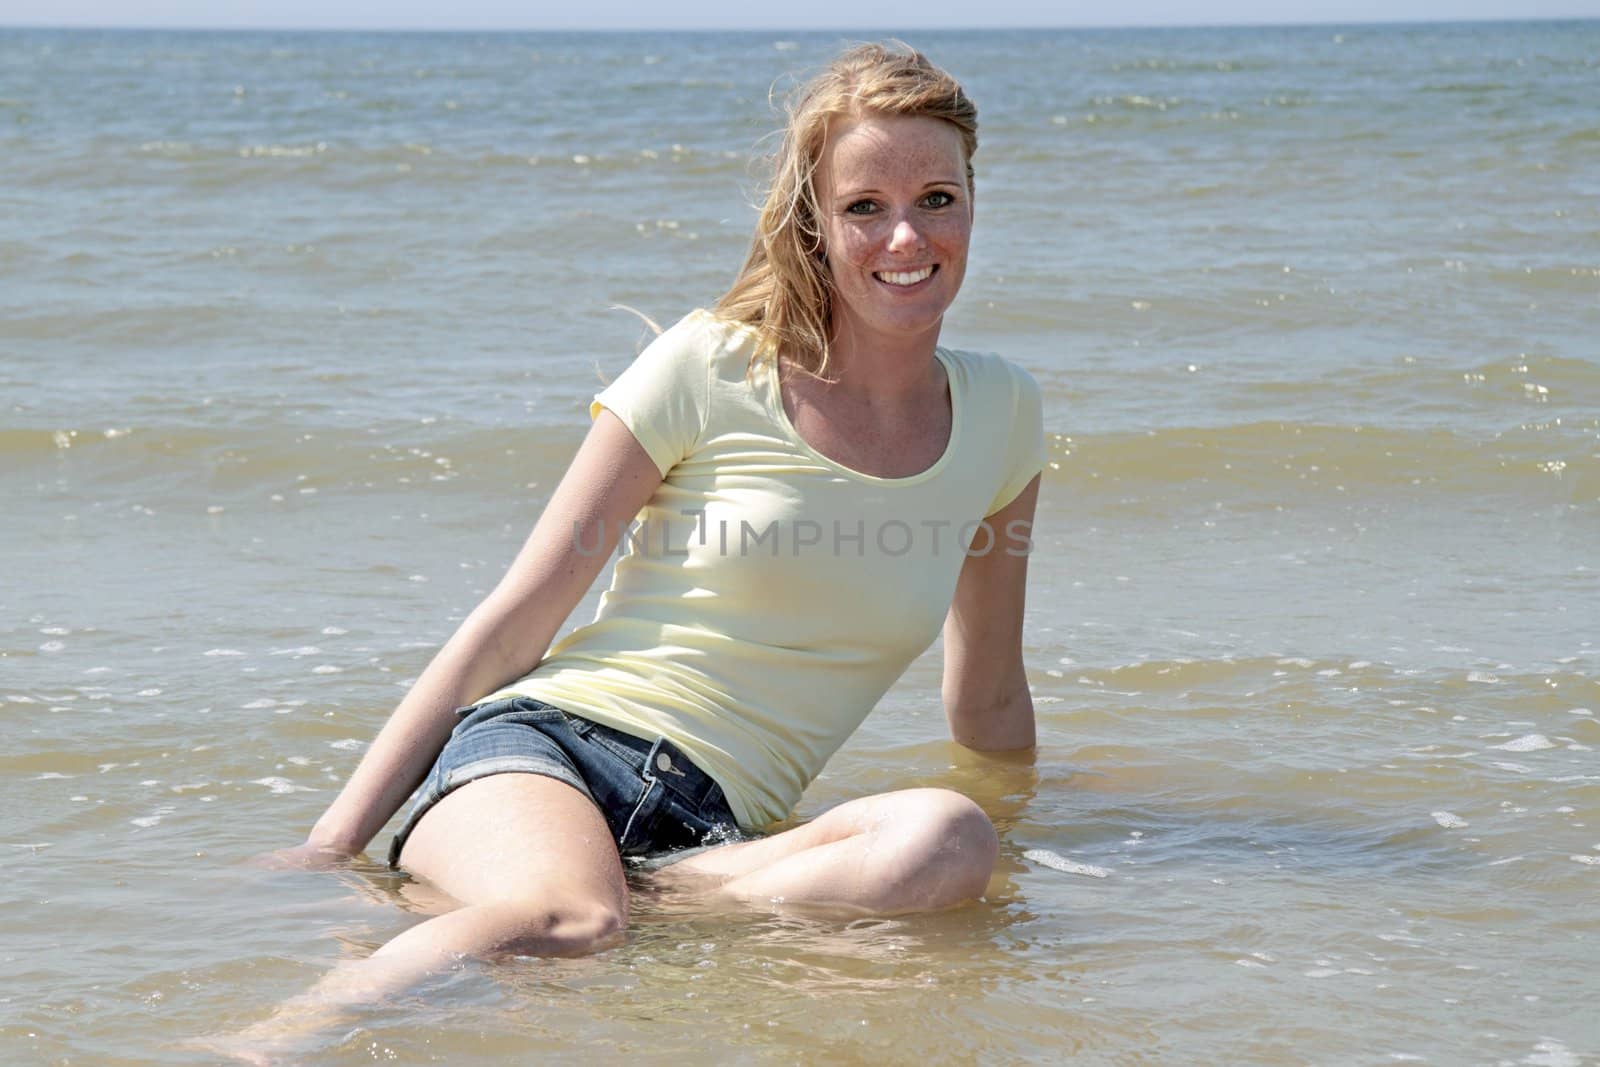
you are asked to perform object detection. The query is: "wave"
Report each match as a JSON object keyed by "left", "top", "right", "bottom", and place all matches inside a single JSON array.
[
  {"left": 4, "top": 415, "right": 1596, "bottom": 509},
  {"left": 1037, "top": 654, "right": 1599, "bottom": 700},
  {"left": 1045, "top": 420, "right": 1599, "bottom": 502},
  {"left": 0, "top": 422, "right": 582, "bottom": 497}
]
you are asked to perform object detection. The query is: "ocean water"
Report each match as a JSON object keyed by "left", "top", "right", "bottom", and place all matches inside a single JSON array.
[{"left": 3, "top": 21, "right": 1598, "bottom": 1065}]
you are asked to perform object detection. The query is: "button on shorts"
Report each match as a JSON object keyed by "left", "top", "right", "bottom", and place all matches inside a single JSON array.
[{"left": 388, "top": 696, "right": 741, "bottom": 869}]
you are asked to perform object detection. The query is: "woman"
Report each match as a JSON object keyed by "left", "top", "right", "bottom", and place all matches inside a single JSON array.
[{"left": 244, "top": 40, "right": 1043, "bottom": 1049}]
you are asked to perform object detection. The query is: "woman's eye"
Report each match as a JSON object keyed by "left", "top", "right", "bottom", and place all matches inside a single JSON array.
[
  {"left": 922, "top": 191, "right": 955, "bottom": 209},
  {"left": 845, "top": 200, "right": 878, "bottom": 216}
]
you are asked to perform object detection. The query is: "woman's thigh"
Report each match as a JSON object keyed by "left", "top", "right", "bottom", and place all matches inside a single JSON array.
[{"left": 398, "top": 772, "right": 629, "bottom": 917}]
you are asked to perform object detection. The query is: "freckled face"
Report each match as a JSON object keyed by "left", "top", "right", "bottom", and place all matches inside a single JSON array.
[{"left": 814, "top": 113, "right": 973, "bottom": 352}]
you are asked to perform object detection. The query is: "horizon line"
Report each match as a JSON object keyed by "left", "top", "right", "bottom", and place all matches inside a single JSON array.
[{"left": 3, "top": 14, "right": 1597, "bottom": 34}]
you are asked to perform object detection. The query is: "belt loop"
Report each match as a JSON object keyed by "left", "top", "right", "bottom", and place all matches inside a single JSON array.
[
  {"left": 560, "top": 710, "right": 595, "bottom": 738},
  {"left": 643, "top": 736, "right": 710, "bottom": 807}
]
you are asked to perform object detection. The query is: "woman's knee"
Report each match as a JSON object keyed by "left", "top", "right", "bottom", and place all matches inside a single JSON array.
[
  {"left": 895, "top": 788, "right": 999, "bottom": 896},
  {"left": 470, "top": 897, "right": 626, "bottom": 959}
]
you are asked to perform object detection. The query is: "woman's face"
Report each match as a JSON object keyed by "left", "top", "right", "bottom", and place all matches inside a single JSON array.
[{"left": 814, "top": 113, "right": 973, "bottom": 354}]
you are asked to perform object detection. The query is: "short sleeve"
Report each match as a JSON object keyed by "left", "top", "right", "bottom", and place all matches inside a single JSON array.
[
  {"left": 985, "top": 362, "right": 1046, "bottom": 516},
  {"left": 590, "top": 312, "right": 712, "bottom": 477}
]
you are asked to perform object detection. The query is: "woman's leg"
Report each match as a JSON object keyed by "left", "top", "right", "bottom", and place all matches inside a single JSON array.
[
  {"left": 659, "top": 787, "right": 999, "bottom": 916},
  {"left": 213, "top": 773, "right": 626, "bottom": 1063}
]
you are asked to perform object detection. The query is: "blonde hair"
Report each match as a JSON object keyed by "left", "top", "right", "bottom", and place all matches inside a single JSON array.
[{"left": 714, "top": 42, "right": 978, "bottom": 378}]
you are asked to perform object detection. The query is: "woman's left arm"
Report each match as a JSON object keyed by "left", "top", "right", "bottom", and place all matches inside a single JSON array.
[{"left": 942, "top": 474, "right": 1041, "bottom": 750}]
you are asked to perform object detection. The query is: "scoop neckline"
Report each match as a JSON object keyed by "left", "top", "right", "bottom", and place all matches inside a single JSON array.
[{"left": 764, "top": 345, "right": 962, "bottom": 487}]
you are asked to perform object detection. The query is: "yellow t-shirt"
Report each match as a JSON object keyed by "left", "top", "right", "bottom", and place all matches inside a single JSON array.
[{"left": 491, "top": 309, "right": 1045, "bottom": 829}]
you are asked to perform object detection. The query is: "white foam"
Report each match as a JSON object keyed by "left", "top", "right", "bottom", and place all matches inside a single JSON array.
[
  {"left": 203, "top": 648, "right": 245, "bottom": 657},
  {"left": 1522, "top": 1039, "right": 1580, "bottom": 1067},
  {"left": 130, "top": 804, "right": 173, "bottom": 828},
  {"left": 1569, "top": 855, "right": 1600, "bottom": 866},
  {"left": 1493, "top": 734, "right": 1555, "bottom": 752},
  {"left": 251, "top": 777, "right": 317, "bottom": 794},
  {"left": 1431, "top": 811, "right": 1468, "bottom": 829},
  {"left": 1023, "top": 848, "right": 1109, "bottom": 878}
]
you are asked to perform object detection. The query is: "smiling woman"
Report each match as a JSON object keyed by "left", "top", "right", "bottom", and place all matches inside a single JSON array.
[{"left": 213, "top": 41, "right": 1044, "bottom": 1061}]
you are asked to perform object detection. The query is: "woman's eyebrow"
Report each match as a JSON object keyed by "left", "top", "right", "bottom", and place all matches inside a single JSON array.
[{"left": 832, "top": 177, "right": 964, "bottom": 198}]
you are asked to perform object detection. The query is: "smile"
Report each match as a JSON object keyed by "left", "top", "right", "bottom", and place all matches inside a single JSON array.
[{"left": 873, "top": 265, "right": 937, "bottom": 287}]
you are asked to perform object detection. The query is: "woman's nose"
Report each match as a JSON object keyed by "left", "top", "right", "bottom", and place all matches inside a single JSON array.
[{"left": 887, "top": 217, "right": 922, "bottom": 253}]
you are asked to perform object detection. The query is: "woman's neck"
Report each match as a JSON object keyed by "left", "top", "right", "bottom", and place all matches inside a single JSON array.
[{"left": 813, "top": 320, "right": 944, "bottom": 404}]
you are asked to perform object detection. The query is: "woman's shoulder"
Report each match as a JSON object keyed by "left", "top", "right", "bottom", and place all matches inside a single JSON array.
[
  {"left": 677, "top": 307, "right": 759, "bottom": 347},
  {"left": 643, "top": 308, "right": 761, "bottom": 368},
  {"left": 611, "top": 309, "right": 757, "bottom": 384},
  {"left": 937, "top": 344, "right": 1041, "bottom": 402}
]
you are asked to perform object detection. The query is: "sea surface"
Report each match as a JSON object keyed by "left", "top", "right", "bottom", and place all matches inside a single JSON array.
[{"left": 3, "top": 21, "right": 1598, "bottom": 1065}]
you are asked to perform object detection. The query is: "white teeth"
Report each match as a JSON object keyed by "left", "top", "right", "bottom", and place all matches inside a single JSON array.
[{"left": 876, "top": 266, "right": 934, "bottom": 286}]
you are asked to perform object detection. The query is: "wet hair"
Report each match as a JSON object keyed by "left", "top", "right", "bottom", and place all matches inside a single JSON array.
[{"left": 713, "top": 41, "right": 978, "bottom": 378}]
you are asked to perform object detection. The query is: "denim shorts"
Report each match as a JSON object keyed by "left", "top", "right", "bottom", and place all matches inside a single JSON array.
[{"left": 388, "top": 696, "right": 741, "bottom": 869}]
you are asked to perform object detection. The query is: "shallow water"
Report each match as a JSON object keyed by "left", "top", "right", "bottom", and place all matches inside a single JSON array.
[{"left": 3, "top": 22, "right": 1598, "bottom": 1065}]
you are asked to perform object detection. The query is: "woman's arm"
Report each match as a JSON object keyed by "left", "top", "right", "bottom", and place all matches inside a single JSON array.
[
  {"left": 279, "top": 410, "right": 666, "bottom": 864},
  {"left": 941, "top": 474, "right": 1041, "bottom": 751}
]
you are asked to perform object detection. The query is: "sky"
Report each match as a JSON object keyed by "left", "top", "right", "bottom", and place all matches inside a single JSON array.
[{"left": 2, "top": 1, "right": 1596, "bottom": 30}]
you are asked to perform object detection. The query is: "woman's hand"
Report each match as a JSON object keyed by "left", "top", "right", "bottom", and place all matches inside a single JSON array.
[{"left": 248, "top": 841, "right": 358, "bottom": 871}]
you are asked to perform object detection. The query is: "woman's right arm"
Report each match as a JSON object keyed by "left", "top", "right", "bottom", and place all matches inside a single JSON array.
[{"left": 270, "top": 409, "right": 665, "bottom": 866}]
